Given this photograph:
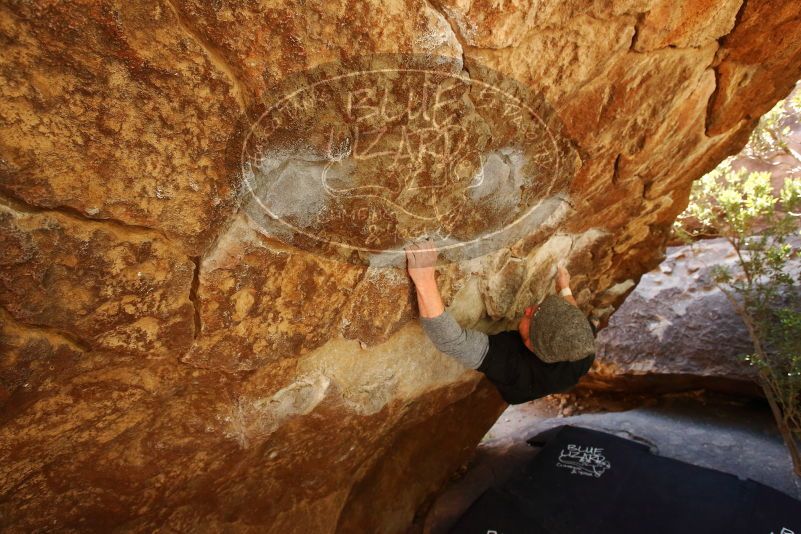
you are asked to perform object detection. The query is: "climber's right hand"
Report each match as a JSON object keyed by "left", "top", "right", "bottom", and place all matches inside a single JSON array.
[{"left": 405, "top": 239, "right": 438, "bottom": 286}]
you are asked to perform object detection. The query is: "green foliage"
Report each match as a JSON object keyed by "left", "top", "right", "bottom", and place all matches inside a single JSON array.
[
  {"left": 790, "top": 88, "right": 801, "bottom": 117},
  {"left": 744, "top": 89, "right": 801, "bottom": 164},
  {"left": 675, "top": 90, "right": 801, "bottom": 473}
]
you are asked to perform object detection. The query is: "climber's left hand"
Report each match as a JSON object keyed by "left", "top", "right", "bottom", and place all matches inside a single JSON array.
[{"left": 556, "top": 264, "right": 571, "bottom": 292}]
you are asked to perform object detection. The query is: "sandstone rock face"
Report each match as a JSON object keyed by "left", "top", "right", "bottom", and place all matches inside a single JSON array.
[{"left": 2, "top": 1, "right": 801, "bottom": 532}]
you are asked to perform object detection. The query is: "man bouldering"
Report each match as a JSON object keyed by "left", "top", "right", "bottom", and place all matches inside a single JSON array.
[{"left": 405, "top": 240, "right": 597, "bottom": 405}]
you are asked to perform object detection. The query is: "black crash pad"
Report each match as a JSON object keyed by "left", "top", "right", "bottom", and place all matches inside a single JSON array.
[{"left": 451, "top": 425, "right": 801, "bottom": 534}]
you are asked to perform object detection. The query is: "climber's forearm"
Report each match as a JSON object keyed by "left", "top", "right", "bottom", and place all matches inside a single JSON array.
[
  {"left": 412, "top": 276, "right": 445, "bottom": 318},
  {"left": 412, "top": 275, "right": 488, "bottom": 369},
  {"left": 557, "top": 273, "right": 578, "bottom": 308},
  {"left": 419, "top": 309, "right": 489, "bottom": 369}
]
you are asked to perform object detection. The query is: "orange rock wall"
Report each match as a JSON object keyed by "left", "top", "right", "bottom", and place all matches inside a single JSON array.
[{"left": 2, "top": 1, "right": 801, "bottom": 531}]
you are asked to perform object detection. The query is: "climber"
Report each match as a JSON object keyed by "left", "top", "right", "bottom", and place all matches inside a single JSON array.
[{"left": 405, "top": 239, "right": 597, "bottom": 405}]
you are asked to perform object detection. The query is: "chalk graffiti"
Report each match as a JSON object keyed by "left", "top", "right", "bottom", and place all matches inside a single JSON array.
[{"left": 241, "top": 54, "right": 580, "bottom": 264}]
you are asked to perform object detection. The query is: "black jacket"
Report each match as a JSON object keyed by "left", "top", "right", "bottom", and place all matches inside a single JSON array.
[{"left": 476, "top": 331, "right": 595, "bottom": 405}]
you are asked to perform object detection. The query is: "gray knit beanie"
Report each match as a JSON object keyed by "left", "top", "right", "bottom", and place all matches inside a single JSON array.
[{"left": 530, "top": 294, "right": 596, "bottom": 363}]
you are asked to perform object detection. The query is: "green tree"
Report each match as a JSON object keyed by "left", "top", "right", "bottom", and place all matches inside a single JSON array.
[
  {"left": 675, "top": 156, "right": 801, "bottom": 474},
  {"left": 744, "top": 87, "right": 801, "bottom": 166}
]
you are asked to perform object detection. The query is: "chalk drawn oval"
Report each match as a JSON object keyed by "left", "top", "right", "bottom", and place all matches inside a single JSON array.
[{"left": 241, "top": 54, "right": 580, "bottom": 265}]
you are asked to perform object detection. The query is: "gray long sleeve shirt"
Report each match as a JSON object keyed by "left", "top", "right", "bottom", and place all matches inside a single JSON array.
[
  {"left": 420, "top": 308, "right": 598, "bottom": 405},
  {"left": 419, "top": 310, "right": 489, "bottom": 369}
]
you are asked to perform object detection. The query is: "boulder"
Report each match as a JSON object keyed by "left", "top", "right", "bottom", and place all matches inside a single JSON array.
[
  {"left": 2, "top": 1, "right": 801, "bottom": 531},
  {"left": 585, "top": 237, "right": 801, "bottom": 397}
]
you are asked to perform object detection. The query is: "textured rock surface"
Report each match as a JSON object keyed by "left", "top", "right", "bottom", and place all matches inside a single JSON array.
[
  {"left": 2, "top": 1, "right": 801, "bottom": 532},
  {"left": 585, "top": 238, "right": 762, "bottom": 396}
]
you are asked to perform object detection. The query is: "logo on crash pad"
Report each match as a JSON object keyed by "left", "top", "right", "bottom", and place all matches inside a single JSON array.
[{"left": 556, "top": 443, "right": 611, "bottom": 478}]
